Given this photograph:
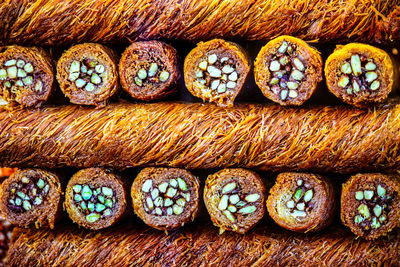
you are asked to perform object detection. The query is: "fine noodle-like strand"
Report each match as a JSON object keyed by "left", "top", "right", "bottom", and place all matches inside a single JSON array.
[
  {"left": 64, "top": 168, "right": 128, "bottom": 230},
  {"left": 131, "top": 167, "right": 200, "bottom": 230},
  {"left": 203, "top": 168, "right": 266, "bottom": 234},
  {"left": 254, "top": 36, "right": 323, "bottom": 105},
  {"left": 0, "top": 0, "right": 399, "bottom": 45},
  {"left": 266, "top": 172, "right": 335, "bottom": 233},
  {"left": 325, "top": 43, "right": 396, "bottom": 108},
  {"left": 56, "top": 43, "right": 119, "bottom": 107},
  {"left": 341, "top": 173, "right": 400, "bottom": 240},
  {"left": 0, "top": 168, "right": 62, "bottom": 229},
  {"left": 0, "top": 45, "right": 54, "bottom": 107},
  {"left": 6, "top": 223, "right": 400, "bottom": 266},
  {"left": 119, "top": 41, "right": 180, "bottom": 101},
  {"left": 0, "top": 102, "right": 399, "bottom": 173}
]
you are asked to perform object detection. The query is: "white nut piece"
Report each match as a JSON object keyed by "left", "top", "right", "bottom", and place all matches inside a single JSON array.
[
  {"left": 207, "top": 66, "right": 222, "bottom": 78},
  {"left": 269, "top": 61, "right": 280, "bottom": 72}
]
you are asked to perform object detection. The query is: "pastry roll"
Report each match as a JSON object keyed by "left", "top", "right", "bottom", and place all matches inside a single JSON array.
[
  {"left": 341, "top": 173, "right": 400, "bottom": 240},
  {"left": 1, "top": 0, "right": 399, "bottom": 45},
  {"left": 325, "top": 43, "right": 395, "bottom": 108},
  {"left": 184, "top": 39, "right": 250, "bottom": 107},
  {"left": 9, "top": 222, "right": 400, "bottom": 266},
  {"left": 0, "top": 168, "right": 62, "bottom": 229},
  {"left": 119, "top": 41, "right": 180, "bottom": 101},
  {"left": 64, "top": 168, "right": 128, "bottom": 230},
  {"left": 203, "top": 168, "right": 265, "bottom": 234},
  {"left": 0, "top": 102, "right": 400, "bottom": 173},
  {"left": 254, "top": 36, "right": 323, "bottom": 105},
  {"left": 56, "top": 43, "right": 118, "bottom": 106},
  {"left": 131, "top": 167, "right": 200, "bottom": 231},
  {"left": 266, "top": 172, "right": 335, "bottom": 233},
  {"left": 0, "top": 45, "right": 54, "bottom": 107}
]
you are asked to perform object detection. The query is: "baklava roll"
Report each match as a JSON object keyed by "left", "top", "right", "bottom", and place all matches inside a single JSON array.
[
  {"left": 64, "top": 168, "right": 128, "bottom": 230},
  {"left": 56, "top": 43, "right": 118, "bottom": 106},
  {"left": 1, "top": 102, "right": 400, "bottom": 173},
  {"left": 119, "top": 41, "right": 179, "bottom": 101},
  {"left": 8, "top": 223, "right": 400, "bottom": 266},
  {"left": 325, "top": 43, "right": 395, "bottom": 108},
  {"left": 0, "top": 45, "right": 54, "bottom": 107},
  {"left": 184, "top": 39, "right": 251, "bottom": 107},
  {"left": 1, "top": 0, "right": 399, "bottom": 46},
  {"left": 266, "top": 172, "right": 335, "bottom": 233},
  {"left": 203, "top": 168, "right": 265, "bottom": 234},
  {"left": 0, "top": 168, "right": 62, "bottom": 229},
  {"left": 254, "top": 36, "right": 323, "bottom": 105},
  {"left": 131, "top": 167, "right": 200, "bottom": 231},
  {"left": 341, "top": 173, "right": 400, "bottom": 240}
]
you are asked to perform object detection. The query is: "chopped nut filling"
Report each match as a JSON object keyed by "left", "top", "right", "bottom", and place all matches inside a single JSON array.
[
  {"left": 141, "top": 177, "right": 190, "bottom": 216},
  {"left": 285, "top": 179, "right": 314, "bottom": 218},
  {"left": 338, "top": 54, "right": 380, "bottom": 94},
  {"left": 68, "top": 59, "right": 105, "bottom": 92},
  {"left": 7, "top": 176, "right": 49, "bottom": 213},
  {"left": 267, "top": 41, "right": 306, "bottom": 101},
  {"left": 195, "top": 54, "right": 238, "bottom": 95},
  {"left": 72, "top": 184, "right": 116, "bottom": 223},
  {"left": 0, "top": 58, "right": 43, "bottom": 96},
  {"left": 217, "top": 181, "right": 261, "bottom": 222},
  {"left": 353, "top": 184, "right": 391, "bottom": 231},
  {"left": 133, "top": 59, "right": 170, "bottom": 87}
]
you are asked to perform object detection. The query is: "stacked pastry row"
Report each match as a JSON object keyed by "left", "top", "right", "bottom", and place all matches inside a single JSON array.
[
  {"left": 0, "top": 102, "right": 399, "bottom": 173},
  {"left": 1, "top": 167, "right": 399, "bottom": 241},
  {"left": 8, "top": 222, "right": 400, "bottom": 266},
  {"left": 0, "top": 0, "right": 398, "bottom": 45},
  {"left": 0, "top": 37, "right": 397, "bottom": 108}
]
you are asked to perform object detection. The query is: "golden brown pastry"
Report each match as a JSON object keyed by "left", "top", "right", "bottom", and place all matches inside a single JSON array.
[
  {"left": 204, "top": 168, "right": 265, "bottom": 234},
  {"left": 254, "top": 36, "right": 322, "bottom": 105},
  {"left": 131, "top": 167, "right": 200, "bottom": 231},
  {"left": 56, "top": 43, "right": 118, "bottom": 107},
  {"left": 0, "top": 102, "right": 399, "bottom": 173},
  {"left": 64, "top": 168, "right": 128, "bottom": 230},
  {"left": 267, "top": 172, "right": 335, "bottom": 233},
  {"left": 325, "top": 43, "right": 396, "bottom": 108},
  {"left": 341, "top": 173, "right": 400, "bottom": 240},
  {"left": 184, "top": 39, "right": 250, "bottom": 107},
  {"left": 0, "top": 45, "right": 54, "bottom": 107},
  {"left": 7, "top": 223, "right": 400, "bottom": 266},
  {"left": 0, "top": 168, "right": 62, "bottom": 229},
  {"left": 119, "top": 41, "right": 179, "bottom": 101},
  {"left": 0, "top": 0, "right": 398, "bottom": 45}
]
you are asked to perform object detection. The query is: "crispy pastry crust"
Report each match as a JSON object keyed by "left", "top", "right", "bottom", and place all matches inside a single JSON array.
[
  {"left": 56, "top": 43, "right": 118, "bottom": 107},
  {"left": 0, "top": 0, "right": 399, "bottom": 45},
  {"left": 119, "top": 41, "right": 179, "bottom": 101},
  {"left": 0, "top": 169, "right": 62, "bottom": 229},
  {"left": 325, "top": 43, "right": 395, "bottom": 108},
  {"left": 0, "top": 102, "right": 399, "bottom": 173},
  {"left": 204, "top": 168, "right": 265, "bottom": 234},
  {"left": 64, "top": 168, "right": 128, "bottom": 230},
  {"left": 267, "top": 172, "right": 335, "bottom": 233},
  {"left": 184, "top": 39, "right": 251, "bottom": 107},
  {"left": 6, "top": 223, "right": 400, "bottom": 266},
  {"left": 341, "top": 173, "right": 400, "bottom": 240},
  {"left": 254, "top": 36, "right": 323, "bottom": 106},
  {"left": 131, "top": 167, "right": 200, "bottom": 231},
  {"left": 0, "top": 45, "right": 54, "bottom": 107}
]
